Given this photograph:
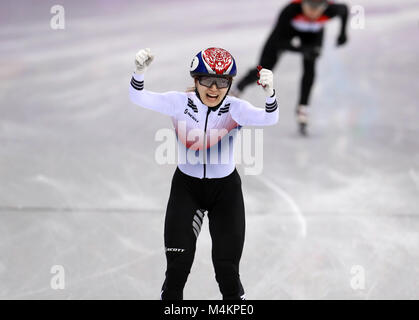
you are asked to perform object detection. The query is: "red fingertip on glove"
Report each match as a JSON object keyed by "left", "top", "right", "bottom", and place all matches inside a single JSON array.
[
  {"left": 257, "top": 80, "right": 266, "bottom": 88},
  {"left": 257, "top": 66, "right": 264, "bottom": 86}
]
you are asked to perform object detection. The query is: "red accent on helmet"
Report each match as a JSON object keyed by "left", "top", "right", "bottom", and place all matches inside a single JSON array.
[{"left": 202, "top": 48, "right": 233, "bottom": 75}]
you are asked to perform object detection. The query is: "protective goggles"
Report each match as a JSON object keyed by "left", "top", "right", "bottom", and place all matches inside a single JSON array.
[{"left": 198, "top": 76, "right": 231, "bottom": 89}]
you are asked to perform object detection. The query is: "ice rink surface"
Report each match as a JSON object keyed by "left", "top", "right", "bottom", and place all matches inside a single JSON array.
[{"left": 1, "top": 0, "right": 419, "bottom": 299}]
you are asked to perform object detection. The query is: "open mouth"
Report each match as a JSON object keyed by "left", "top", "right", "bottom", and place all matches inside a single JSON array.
[{"left": 206, "top": 93, "right": 219, "bottom": 101}]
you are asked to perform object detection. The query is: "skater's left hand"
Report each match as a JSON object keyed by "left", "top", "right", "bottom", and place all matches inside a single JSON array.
[
  {"left": 337, "top": 33, "right": 348, "bottom": 47},
  {"left": 257, "top": 66, "right": 275, "bottom": 97}
]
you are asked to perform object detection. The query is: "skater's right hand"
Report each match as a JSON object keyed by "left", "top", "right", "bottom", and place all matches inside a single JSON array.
[{"left": 135, "top": 48, "right": 154, "bottom": 74}]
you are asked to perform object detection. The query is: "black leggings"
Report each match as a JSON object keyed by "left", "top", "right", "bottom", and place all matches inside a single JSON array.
[
  {"left": 161, "top": 167, "right": 245, "bottom": 300},
  {"left": 237, "top": 29, "right": 323, "bottom": 106}
]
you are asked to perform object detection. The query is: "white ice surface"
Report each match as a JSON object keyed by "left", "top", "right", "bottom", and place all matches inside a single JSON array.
[{"left": 0, "top": 0, "right": 419, "bottom": 299}]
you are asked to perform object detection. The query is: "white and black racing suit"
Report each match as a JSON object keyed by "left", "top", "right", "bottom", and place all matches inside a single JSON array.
[{"left": 129, "top": 73, "right": 278, "bottom": 300}]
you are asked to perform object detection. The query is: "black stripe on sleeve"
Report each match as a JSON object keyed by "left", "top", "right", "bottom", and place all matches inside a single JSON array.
[
  {"left": 265, "top": 100, "right": 278, "bottom": 113},
  {"left": 131, "top": 77, "right": 144, "bottom": 90}
]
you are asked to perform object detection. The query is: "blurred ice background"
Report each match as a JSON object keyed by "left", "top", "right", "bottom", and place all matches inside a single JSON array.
[{"left": 0, "top": 0, "right": 418, "bottom": 299}]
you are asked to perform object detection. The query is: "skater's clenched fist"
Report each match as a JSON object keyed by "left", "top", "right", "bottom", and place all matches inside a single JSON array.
[
  {"left": 257, "top": 66, "right": 275, "bottom": 97},
  {"left": 135, "top": 48, "right": 154, "bottom": 74},
  {"left": 337, "top": 33, "right": 348, "bottom": 47}
]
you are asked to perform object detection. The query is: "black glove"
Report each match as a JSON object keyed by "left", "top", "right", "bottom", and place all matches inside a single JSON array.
[
  {"left": 337, "top": 33, "right": 348, "bottom": 47},
  {"left": 301, "top": 46, "right": 321, "bottom": 60}
]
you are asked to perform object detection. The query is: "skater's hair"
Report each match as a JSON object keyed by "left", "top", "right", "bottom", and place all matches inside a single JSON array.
[
  {"left": 186, "top": 86, "right": 196, "bottom": 93},
  {"left": 185, "top": 77, "right": 196, "bottom": 92}
]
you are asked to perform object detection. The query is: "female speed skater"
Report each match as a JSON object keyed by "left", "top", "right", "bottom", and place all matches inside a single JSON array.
[
  {"left": 235, "top": 0, "right": 349, "bottom": 135},
  {"left": 129, "top": 47, "right": 279, "bottom": 299}
]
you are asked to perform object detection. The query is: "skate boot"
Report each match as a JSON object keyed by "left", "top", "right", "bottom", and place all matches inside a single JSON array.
[{"left": 296, "top": 105, "right": 309, "bottom": 136}]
